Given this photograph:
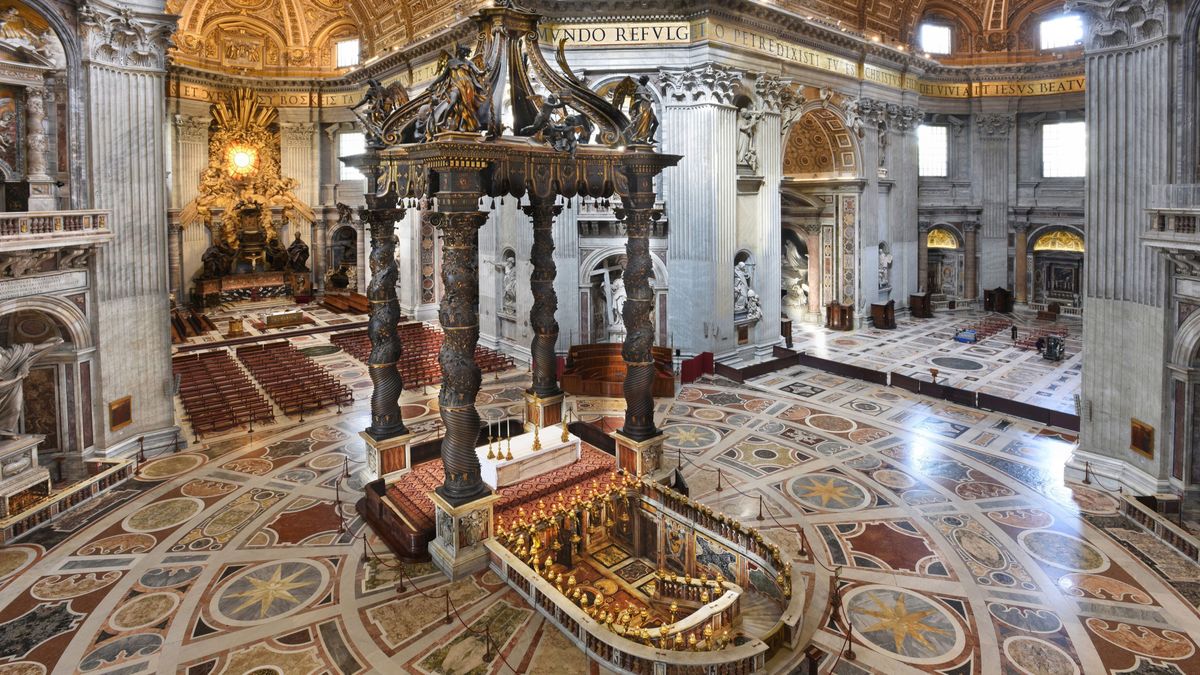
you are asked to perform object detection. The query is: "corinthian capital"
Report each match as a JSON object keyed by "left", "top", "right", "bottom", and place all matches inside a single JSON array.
[
  {"left": 79, "top": 0, "right": 176, "bottom": 70},
  {"left": 976, "top": 113, "right": 1015, "bottom": 138},
  {"left": 658, "top": 63, "right": 742, "bottom": 105},
  {"left": 1066, "top": 0, "right": 1167, "bottom": 50}
]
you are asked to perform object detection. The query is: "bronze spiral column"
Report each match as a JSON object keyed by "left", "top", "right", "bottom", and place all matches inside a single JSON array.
[
  {"left": 618, "top": 191, "right": 660, "bottom": 441},
  {"left": 525, "top": 199, "right": 563, "bottom": 397},
  {"left": 361, "top": 193, "right": 408, "bottom": 441},
  {"left": 432, "top": 207, "right": 491, "bottom": 505}
]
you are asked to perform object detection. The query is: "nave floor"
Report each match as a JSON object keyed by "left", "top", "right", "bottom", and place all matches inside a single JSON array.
[
  {"left": 790, "top": 308, "right": 1083, "bottom": 414},
  {"left": 2, "top": 363, "right": 1197, "bottom": 674}
]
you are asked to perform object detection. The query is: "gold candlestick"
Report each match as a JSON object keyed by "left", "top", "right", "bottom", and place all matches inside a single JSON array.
[
  {"left": 487, "top": 436, "right": 496, "bottom": 460},
  {"left": 561, "top": 408, "right": 570, "bottom": 442},
  {"left": 532, "top": 423, "right": 542, "bottom": 452},
  {"left": 505, "top": 434, "right": 513, "bottom": 461}
]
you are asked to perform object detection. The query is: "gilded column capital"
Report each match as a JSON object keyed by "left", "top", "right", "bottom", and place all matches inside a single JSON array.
[
  {"left": 658, "top": 63, "right": 742, "bottom": 106},
  {"left": 78, "top": 0, "right": 177, "bottom": 71}
]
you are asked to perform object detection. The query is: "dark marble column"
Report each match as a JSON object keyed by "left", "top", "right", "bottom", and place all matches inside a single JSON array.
[
  {"left": 361, "top": 193, "right": 408, "bottom": 441},
  {"left": 525, "top": 199, "right": 563, "bottom": 397},
  {"left": 1013, "top": 222, "right": 1030, "bottom": 305},
  {"left": 432, "top": 193, "right": 490, "bottom": 505},
  {"left": 167, "top": 221, "right": 182, "bottom": 302},
  {"left": 964, "top": 221, "right": 979, "bottom": 300},
  {"left": 617, "top": 182, "right": 661, "bottom": 441},
  {"left": 917, "top": 222, "right": 930, "bottom": 293}
]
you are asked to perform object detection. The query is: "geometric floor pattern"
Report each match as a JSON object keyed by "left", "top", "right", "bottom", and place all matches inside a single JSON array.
[
  {"left": 790, "top": 308, "right": 1083, "bottom": 414},
  {"left": 3, "top": 351, "right": 1198, "bottom": 673}
]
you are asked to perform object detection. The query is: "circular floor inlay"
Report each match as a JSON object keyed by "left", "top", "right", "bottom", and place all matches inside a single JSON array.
[
  {"left": 0, "top": 546, "right": 37, "bottom": 581},
  {"left": 662, "top": 424, "right": 720, "bottom": 450},
  {"left": 0, "top": 662, "right": 46, "bottom": 675},
  {"left": 139, "top": 453, "right": 205, "bottom": 480},
  {"left": 929, "top": 357, "right": 985, "bottom": 371},
  {"left": 1018, "top": 530, "right": 1109, "bottom": 573},
  {"left": 212, "top": 559, "right": 327, "bottom": 626},
  {"left": 124, "top": 497, "right": 203, "bottom": 533},
  {"left": 788, "top": 473, "right": 871, "bottom": 511},
  {"left": 111, "top": 592, "right": 179, "bottom": 631},
  {"left": 845, "top": 586, "right": 964, "bottom": 664},
  {"left": 1003, "top": 636, "right": 1079, "bottom": 675},
  {"left": 806, "top": 414, "right": 856, "bottom": 433}
]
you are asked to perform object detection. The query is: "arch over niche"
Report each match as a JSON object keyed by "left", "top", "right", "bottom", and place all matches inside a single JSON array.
[
  {"left": 927, "top": 226, "right": 961, "bottom": 249},
  {"left": 1171, "top": 310, "right": 1200, "bottom": 367},
  {"left": 1032, "top": 229, "right": 1085, "bottom": 253},
  {"left": 782, "top": 108, "right": 859, "bottom": 179},
  {"left": 0, "top": 295, "right": 90, "bottom": 348}
]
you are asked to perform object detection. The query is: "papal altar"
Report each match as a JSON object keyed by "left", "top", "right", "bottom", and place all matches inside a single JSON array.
[{"left": 474, "top": 429, "right": 581, "bottom": 489}]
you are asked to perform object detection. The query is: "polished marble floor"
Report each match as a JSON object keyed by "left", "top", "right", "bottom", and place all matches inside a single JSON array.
[
  {"left": 3, "top": 333, "right": 1197, "bottom": 674},
  {"left": 790, "top": 309, "right": 1083, "bottom": 414}
]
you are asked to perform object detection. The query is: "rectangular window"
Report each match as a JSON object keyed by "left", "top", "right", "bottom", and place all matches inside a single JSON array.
[
  {"left": 1042, "top": 121, "right": 1086, "bottom": 177},
  {"left": 1040, "top": 15, "right": 1083, "bottom": 50},
  {"left": 339, "top": 132, "right": 365, "bottom": 181},
  {"left": 920, "top": 24, "right": 952, "bottom": 55},
  {"left": 336, "top": 38, "right": 360, "bottom": 68},
  {"left": 918, "top": 125, "right": 949, "bottom": 177}
]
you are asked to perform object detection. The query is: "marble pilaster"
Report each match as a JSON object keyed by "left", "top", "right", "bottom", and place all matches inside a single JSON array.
[
  {"left": 1013, "top": 222, "right": 1029, "bottom": 304},
  {"left": 659, "top": 63, "right": 741, "bottom": 359},
  {"left": 976, "top": 113, "right": 1015, "bottom": 292},
  {"left": 963, "top": 221, "right": 979, "bottom": 301}
]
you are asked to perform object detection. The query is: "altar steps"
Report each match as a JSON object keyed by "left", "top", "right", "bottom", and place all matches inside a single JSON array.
[{"left": 739, "top": 592, "right": 785, "bottom": 639}]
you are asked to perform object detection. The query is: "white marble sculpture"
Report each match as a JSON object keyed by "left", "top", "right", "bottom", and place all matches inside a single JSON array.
[
  {"left": 609, "top": 277, "right": 627, "bottom": 330},
  {"left": 729, "top": 263, "right": 748, "bottom": 314},
  {"left": 878, "top": 242, "right": 894, "bottom": 289},
  {"left": 501, "top": 256, "right": 517, "bottom": 314},
  {"left": 737, "top": 109, "right": 762, "bottom": 173},
  {"left": 782, "top": 240, "right": 810, "bottom": 311},
  {"left": 746, "top": 289, "right": 762, "bottom": 321},
  {"left": 0, "top": 337, "right": 62, "bottom": 437}
]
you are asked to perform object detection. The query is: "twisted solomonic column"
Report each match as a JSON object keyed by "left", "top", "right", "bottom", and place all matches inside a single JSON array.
[
  {"left": 525, "top": 199, "right": 563, "bottom": 397},
  {"left": 432, "top": 209, "right": 491, "bottom": 505},
  {"left": 617, "top": 198, "right": 660, "bottom": 441},
  {"left": 361, "top": 196, "right": 409, "bottom": 440}
]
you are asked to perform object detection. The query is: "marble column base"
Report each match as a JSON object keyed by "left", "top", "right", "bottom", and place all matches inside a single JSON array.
[
  {"left": 611, "top": 430, "right": 664, "bottom": 477},
  {"left": 428, "top": 490, "right": 501, "bottom": 581},
  {"left": 360, "top": 431, "right": 413, "bottom": 483},
  {"left": 27, "top": 177, "right": 55, "bottom": 211},
  {"left": 524, "top": 392, "right": 563, "bottom": 431}
]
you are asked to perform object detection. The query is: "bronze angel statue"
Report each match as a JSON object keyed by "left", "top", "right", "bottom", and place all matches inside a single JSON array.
[
  {"left": 351, "top": 78, "right": 409, "bottom": 143},
  {"left": 612, "top": 75, "right": 658, "bottom": 145},
  {"left": 520, "top": 94, "right": 594, "bottom": 157},
  {"left": 426, "top": 45, "right": 489, "bottom": 136}
]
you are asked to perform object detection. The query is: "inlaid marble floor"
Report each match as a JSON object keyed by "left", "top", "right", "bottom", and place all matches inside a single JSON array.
[
  {"left": 790, "top": 308, "right": 1083, "bottom": 414},
  {"left": 3, "top": 346, "right": 1197, "bottom": 674}
]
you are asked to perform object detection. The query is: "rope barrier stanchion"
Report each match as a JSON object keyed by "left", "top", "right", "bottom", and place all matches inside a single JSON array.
[
  {"left": 756, "top": 494, "right": 764, "bottom": 521},
  {"left": 444, "top": 593, "right": 452, "bottom": 625},
  {"left": 716, "top": 468, "right": 723, "bottom": 492},
  {"left": 1082, "top": 460, "right": 1092, "bottom": 485}
]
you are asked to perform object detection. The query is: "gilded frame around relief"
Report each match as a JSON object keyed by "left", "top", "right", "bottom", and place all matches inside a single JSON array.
[
  {"left": 109, "top": 396, "right": 132, "bottom": 432},
  {"left": 1130, "top": 418, "right": 1154, "bottom": 459}
]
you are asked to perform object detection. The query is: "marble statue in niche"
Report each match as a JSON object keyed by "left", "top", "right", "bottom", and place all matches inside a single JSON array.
[
  {"left": 609, "top": 277, "right": 626, "bottom": 330},
  {"left": 0, "top": 337, "right": 62, "bottom": 436},
  {"left": 782, "top": 240, "right": 810, "bottom": 311},
  {"left": 878, "top": 241, "right": 893, "bottom": 289},
  {"left": 737, "top": 109, "right": 763, "bottom": 173},
  {"left": 501, "top": 253, "right": 517, "bottom": 315},
  {"left": 734, "top": 261, "right": 751, "bottom": 316},
  {"left": 746, "top": 289, "right": 762, "bottom": 321}
]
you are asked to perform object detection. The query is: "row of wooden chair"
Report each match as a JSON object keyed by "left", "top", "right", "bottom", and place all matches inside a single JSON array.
[
  {"left": 330, "top": 322, "right": 514, "bottom": 390},
  {"left": 235, "top": 341, "right": 354, "bottom": 415},
  {"left": 173, "top": 351, "right": 274, "bottom": 437}
]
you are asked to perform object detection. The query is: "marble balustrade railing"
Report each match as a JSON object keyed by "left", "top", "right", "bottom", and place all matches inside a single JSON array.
[{"left": 0, "top": 209, "right": 113, "bottom": 252}]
